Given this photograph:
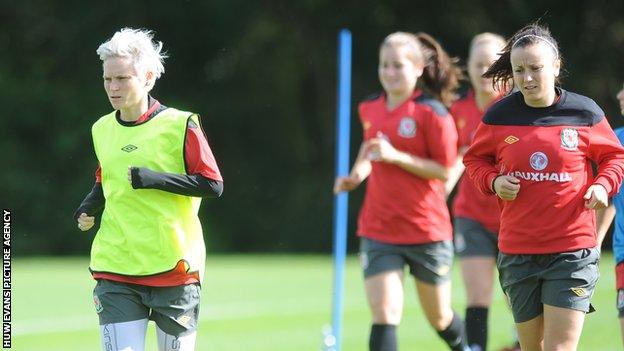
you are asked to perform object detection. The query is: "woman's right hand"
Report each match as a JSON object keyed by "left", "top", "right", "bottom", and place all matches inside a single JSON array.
[
  {"left": 333, "top": 175, "right": 362, "bottom": 194},
  {"left": 77, "top": 212, "right": 95, "bottom": 231},
  {"left": 493, "top": 175, "right": 521, "bottom": 201}
]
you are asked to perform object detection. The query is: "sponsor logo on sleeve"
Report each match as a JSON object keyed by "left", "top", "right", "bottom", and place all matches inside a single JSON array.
[{"left": 397, "top": 117, "right": 416, "bottom": 138}]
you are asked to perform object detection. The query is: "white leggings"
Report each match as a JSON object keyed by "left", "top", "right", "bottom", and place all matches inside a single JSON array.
[{"left": 100, "top": 319, "right": 197, "bottom": 351}]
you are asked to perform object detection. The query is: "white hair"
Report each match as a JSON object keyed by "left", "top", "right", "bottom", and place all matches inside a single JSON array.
[{"left": 96, "top": 28, "right": 167, "bottom": 79}]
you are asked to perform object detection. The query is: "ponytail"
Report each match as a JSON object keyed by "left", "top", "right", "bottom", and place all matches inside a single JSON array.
[
  {"left": 482, "top": 44, "right": 514, "bottom": 93},
  {"left": 415, "top": 32, "right": 462, "bottom": 107}
]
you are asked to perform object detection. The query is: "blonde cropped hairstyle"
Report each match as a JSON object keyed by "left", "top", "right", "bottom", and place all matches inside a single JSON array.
[
  {"left": 469, "top": 32, "right": 506, "bottom": 58},
  {"left": 380, "top": 32, "right": 462, "bottom": 106},
  {"left": 96, "top": 28, "right": 167, "bottom": 80}
]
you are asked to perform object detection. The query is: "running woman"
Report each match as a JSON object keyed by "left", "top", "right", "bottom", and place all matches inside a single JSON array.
[
  {"left": 448, "top": 32, "right": 519, "bottom": 351},
  {"left": 463, "top": 23, "right": 624, "bottom": 351},
  {"left": 596, "top": 85, "right": 624, "bottom": 348},
  {"left": 334, "top": 31, "right": 469, "bottom": 351},
  {"left": 74, "top": 28, "right": 223, "bottom": 351}
]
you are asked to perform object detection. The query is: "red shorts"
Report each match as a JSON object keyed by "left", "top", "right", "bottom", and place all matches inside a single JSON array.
[{"left": 616, "top": 262, "right": 624, "bottom": 290}]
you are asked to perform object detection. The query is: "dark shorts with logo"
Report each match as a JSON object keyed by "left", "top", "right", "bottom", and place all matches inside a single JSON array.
[
  {"left": 453, "top": 217, "right": 498, "bottom": 258},
  {"left": 359, "top": 237, "right": 454, "bottom": 284},
  {"left": 497, "top": 248, "right": 599, "bottom": 323},
  {"left": 93, "top": 279, "right": 201, "bottom": 337}
]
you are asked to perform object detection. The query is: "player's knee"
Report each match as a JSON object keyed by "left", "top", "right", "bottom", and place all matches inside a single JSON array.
[
  {"left": 369, "top": 302, "right": 402, "bottom": 324},
  {"left": 426, "top": 309, "right": 454, "bottom": 331}
]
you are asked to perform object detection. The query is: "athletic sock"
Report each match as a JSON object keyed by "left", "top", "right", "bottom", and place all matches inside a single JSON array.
[
  {"left": 465, "top": 306, "right": 488, "bottom": 351},
  {"left": 436, "top": 311, "right": 468, "bottom": 351},
  {"left": 369, "top": 324, "right": 397, "bottom": 351}
]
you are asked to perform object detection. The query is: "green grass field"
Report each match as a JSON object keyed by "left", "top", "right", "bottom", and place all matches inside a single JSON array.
[{"left": 12, "top": 254, "right": 622, "bottom": 350}]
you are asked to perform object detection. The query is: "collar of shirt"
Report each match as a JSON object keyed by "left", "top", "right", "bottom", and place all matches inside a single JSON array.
[{"left": 134, "top": 96, "right": 162, "bottom": 124}]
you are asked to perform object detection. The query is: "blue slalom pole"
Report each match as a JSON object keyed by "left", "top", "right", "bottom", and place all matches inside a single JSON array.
[{"left": 325, "top": 29, "right": 351, "bottom": 351}]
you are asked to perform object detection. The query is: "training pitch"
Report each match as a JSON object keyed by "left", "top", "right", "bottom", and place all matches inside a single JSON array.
[{"left": 12, "top": 254, "right": 621, "bottom": 350}]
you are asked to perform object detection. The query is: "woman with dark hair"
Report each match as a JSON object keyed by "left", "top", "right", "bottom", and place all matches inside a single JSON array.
[
  {"left": 464, "top": 23, "right": 624, "bottom": 350},
  {"left": 334, "top": 31, "right": 468, "bottom": 351}
]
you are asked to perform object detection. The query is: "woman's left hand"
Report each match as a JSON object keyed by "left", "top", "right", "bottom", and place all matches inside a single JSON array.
[
  {"left": 584, "top": 184, "right": 609, "bottom": 210},
  {"left": 365, "top": 134, "right": 398, "bottom": 163}
]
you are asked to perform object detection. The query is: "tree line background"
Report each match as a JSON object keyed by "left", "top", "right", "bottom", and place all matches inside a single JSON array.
[{"left": 2, "top": 0, "right": 624, "bottom": 255}]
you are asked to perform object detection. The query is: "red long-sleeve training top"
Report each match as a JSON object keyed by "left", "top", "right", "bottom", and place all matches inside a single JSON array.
[
  {"left": 450, "top": 90, "right": 501, "bottom": 233},
  {"left": 464, "top": 88, "right": 624, "bottom": 254},
  {"left": 357, "top": 90, "right": 457, "bottom": 244}
]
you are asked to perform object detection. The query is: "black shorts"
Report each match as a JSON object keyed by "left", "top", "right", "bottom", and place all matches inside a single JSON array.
[
  {"left": 453, "top": 217, "right": 498, "bottom": 258},
  {"left": 497, "top": 248, "right": 599, "bottom": 323},
  {"left": 94, "top": 279, "right": 201, "bottom": 337},
  {"left": 359, "top": 237, "right": 454, "bottom": 284}
]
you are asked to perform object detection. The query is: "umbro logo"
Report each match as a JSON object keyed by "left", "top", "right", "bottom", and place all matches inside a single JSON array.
[
  {"left": 504, "top": 135, "right": 519, "bottom": 144},
  {"left": 121, "top": 144, "right": 138, "bottom": 153},
  {"left": 436, "top": 265, "right": 450, "bottom": 276},
  {"left": 570, "top": 287, "right": 587, "bottom": 297},
  {"left": 177, "top": 314, "right": 192, "bottom": 326}
]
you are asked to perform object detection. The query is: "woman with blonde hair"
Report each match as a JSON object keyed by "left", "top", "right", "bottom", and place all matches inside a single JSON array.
[
  {"left": 448, "top": 32, "right": 519, "bottom": 351},
  {"left": 75, "top": 28, "right": 223, "bottom": 351}
]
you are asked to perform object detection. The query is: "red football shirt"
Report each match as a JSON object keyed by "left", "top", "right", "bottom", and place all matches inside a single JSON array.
[
  {"left": 464, "top": 89, "right": 624, "bottom": 254},
  {"left": 357, "top": 90, "right": 458, "bottom": 244},
  {"left": 450, "top": 91, "right": 500, "bottom": 233}
]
